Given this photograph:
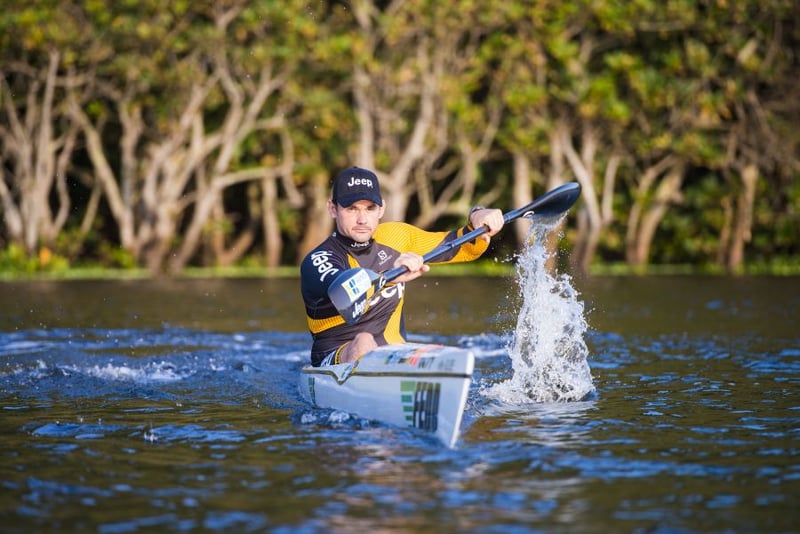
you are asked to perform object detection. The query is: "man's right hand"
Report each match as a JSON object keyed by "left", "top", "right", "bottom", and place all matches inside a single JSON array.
[{"left": 390, "top": 252, "right": 430, "bottom": 283}]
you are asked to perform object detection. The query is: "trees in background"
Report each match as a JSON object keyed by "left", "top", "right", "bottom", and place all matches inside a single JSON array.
[{"left": 1, "top": 0, "right": 798, "bottom": 274}]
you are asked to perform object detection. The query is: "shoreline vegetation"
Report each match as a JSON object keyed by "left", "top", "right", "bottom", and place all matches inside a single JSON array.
[
  {"left": 2, "top": 4, "right": 797, "bottom": 279},
  {"left": 2, "top": 258, "right": 799, "bottom": 282}
]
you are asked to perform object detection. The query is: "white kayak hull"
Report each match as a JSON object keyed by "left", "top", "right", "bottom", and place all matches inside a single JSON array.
[{"left": 298, "top": 343, "right": 474, "bottom": 447}]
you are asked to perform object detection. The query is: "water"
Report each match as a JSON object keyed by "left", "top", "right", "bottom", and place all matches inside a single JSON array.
[
  {"left": 485, "top": 223, "right": 594, "bottom": 404},
  {"left": 1, "top": 268, "right": 799, "bottom": 532}
]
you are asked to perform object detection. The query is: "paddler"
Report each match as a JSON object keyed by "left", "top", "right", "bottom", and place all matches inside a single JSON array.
[{"left": 300, "top": 166, "right": 504, "bottom": 366}]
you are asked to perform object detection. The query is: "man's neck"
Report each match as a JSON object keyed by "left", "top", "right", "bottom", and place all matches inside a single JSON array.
[{"left": 332, "top": 231, "right": 373, "bottom": 251}]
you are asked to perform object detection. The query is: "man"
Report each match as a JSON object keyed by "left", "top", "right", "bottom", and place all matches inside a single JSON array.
[{"left": 300, "top": 166, "right": 504, "bottom": 366}]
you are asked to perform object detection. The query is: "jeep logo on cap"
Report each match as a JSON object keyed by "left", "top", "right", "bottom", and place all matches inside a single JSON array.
[{"left": 347, "top": 176, "right": 374, "bottom": 188}]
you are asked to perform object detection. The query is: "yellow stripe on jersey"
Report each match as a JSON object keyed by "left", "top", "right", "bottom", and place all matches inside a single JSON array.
[
  {"left": 383, "top": 297, "right": 406, "bottom": 345},
  {"left": 307, "top": 313, "right": 346, "bottom": 334},
  {"left": 373, "top": 221, "right": 488, "bottom": 264}
]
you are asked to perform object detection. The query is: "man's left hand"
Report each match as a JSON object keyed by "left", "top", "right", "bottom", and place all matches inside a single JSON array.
[{"left": 470, "top": 208, "right": 504, "bottom": 241}]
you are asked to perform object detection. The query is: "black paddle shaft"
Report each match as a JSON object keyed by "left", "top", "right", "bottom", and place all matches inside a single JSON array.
[{"left": 377, "top": 181, "right": 582, "bottom": 285}]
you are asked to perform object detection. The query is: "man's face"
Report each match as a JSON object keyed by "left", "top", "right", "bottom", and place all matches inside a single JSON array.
[{"left": 328, "top": 199, "right": 384, "bottom": 243}]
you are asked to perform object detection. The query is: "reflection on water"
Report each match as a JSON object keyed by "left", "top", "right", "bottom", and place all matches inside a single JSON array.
[{"left": 1, "top": 276, "right": 799, "bottom": 532}]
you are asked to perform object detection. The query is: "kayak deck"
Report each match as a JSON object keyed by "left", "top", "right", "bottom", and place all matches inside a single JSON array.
[{"left": 298, "top": 343, "right": 474, "bottom": 447}]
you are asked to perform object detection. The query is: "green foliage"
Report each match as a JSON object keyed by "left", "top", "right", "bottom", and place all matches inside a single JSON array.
[
  {"left": 96, "top": 243, "right": 137, "bottom": 270},
  {"left": 0, "top": 0, "right": 797, "bottom": 276},
  {"left": 0, "top": 244, "right": 70, "bottom": 274},
  {"left": 0, "top": 244, "right": 38, "bottom": 273}
]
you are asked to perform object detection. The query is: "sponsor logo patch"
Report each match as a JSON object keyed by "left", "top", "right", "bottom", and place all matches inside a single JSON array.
[
  {"left": 342, "top": 269, "right": 372, "bottom": 300},
  {"left": 347, "top": 176, "right": 374, "bottom": 188},
  {"left": 310, "top": 250, "right": 339, "bottom": 282},
  {"left": 401, "top": 381, "right": 440, "bottom": 432}
]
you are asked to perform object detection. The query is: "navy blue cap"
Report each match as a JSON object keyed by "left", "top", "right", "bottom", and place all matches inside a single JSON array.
[{"left": 331, "top": 167, "right": 383, "bottom": 207}]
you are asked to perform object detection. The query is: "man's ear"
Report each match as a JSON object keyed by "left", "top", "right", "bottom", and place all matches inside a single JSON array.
[{"left": 327, "top": 199, "right": 337, "bottom": 218}]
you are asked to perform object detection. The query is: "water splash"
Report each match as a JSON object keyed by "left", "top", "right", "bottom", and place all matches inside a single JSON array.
[{"left": 484, "top": 219, "right": 595, "bottom": 403}]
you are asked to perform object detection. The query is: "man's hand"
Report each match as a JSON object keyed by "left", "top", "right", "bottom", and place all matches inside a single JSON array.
[
  {"left": 390, "top": 252, "right": 430, "bottom": 284},
  {"left": 470, "top": 207, "right": 504, "bottom": 242}
]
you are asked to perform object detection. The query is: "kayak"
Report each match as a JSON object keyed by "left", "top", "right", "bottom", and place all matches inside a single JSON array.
[{"left": 298, "top": 343, "right": 475, "bottom": 447}]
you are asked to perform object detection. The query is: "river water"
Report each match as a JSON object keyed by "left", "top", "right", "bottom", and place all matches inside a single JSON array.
[{"left": 1, "top": 268, "right": 798, "bottom": 532}]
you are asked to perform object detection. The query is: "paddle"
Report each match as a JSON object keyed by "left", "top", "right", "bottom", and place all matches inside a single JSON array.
[{"left": 328, "top": 181, "right": 582, "bottom": 324}]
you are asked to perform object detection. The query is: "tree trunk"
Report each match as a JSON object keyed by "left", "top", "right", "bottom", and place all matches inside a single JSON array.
[
  {"left": 68, "top": 95, "right": 138, "bottom": 254},
  {"left": 627, "top": 160, "right": 685, "bottom": 266},
  {"left": 625, "top": 155, "right": 679, "bottom": 266},
  {"left": 204, "top": 192, "right": 257, "bottom": 269},
  {"left": 214, "top": 184, "right": 259, "bottom": 268},
  {"left": 716, "top": 196, "right": 733, "bottom": 266},
  {"left": 297, "top": 171, "right": 334, "bottom": 262},
  {"left": 727, "top": 164, "right": 758, "bottom": 271},
  {"left": 512, "top": 151, "right": 535, "bottom": 249},
  {"left": 262, "top": 176, "right": 282, "bottom": 268},
  {"left": 558, "top": 122, "right": 605, "bottom": 274},
  {"left": 542, "top": 125, "right": 568, "bottom": 271},
  {"left": 0, "top": 50, "right": 78, "bottom": 255}
]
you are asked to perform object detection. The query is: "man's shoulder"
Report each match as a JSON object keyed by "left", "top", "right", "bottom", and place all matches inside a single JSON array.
[
  {"left": 301, "top": 236, "right": 339, "bottom": 266},
  {"left": 375, "top": 221, "right": 445, "bottom": 244},
  {"left": 374, "top": 221, "right": 414, "bottom": 236},
  {"left": 300, "top": 237, "right": 347, "bottom": 291},
  {"left": 374, "top": 222, "right": 415, "bottom": 247}
]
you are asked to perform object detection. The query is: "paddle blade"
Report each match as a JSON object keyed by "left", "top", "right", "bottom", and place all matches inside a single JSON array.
[
  {"left": 524, "top": 182, "right": 581, "bottom": 220},
  {"left": 327, "top": 268, "right": 381, "bottom": 324}
]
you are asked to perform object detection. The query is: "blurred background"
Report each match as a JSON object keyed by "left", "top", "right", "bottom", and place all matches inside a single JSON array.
[{"left": 1, "top": 1, "right": 798, "bottom": 277}]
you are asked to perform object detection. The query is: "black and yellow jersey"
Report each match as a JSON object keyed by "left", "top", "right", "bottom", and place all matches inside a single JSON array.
[{"left": 300, "top": 221, "right": 489, "bottom": 366}]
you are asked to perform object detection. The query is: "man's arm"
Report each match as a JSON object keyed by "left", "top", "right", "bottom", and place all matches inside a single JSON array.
[{"left": 300, "top": 247, "right": 349, "bottom": 319}]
